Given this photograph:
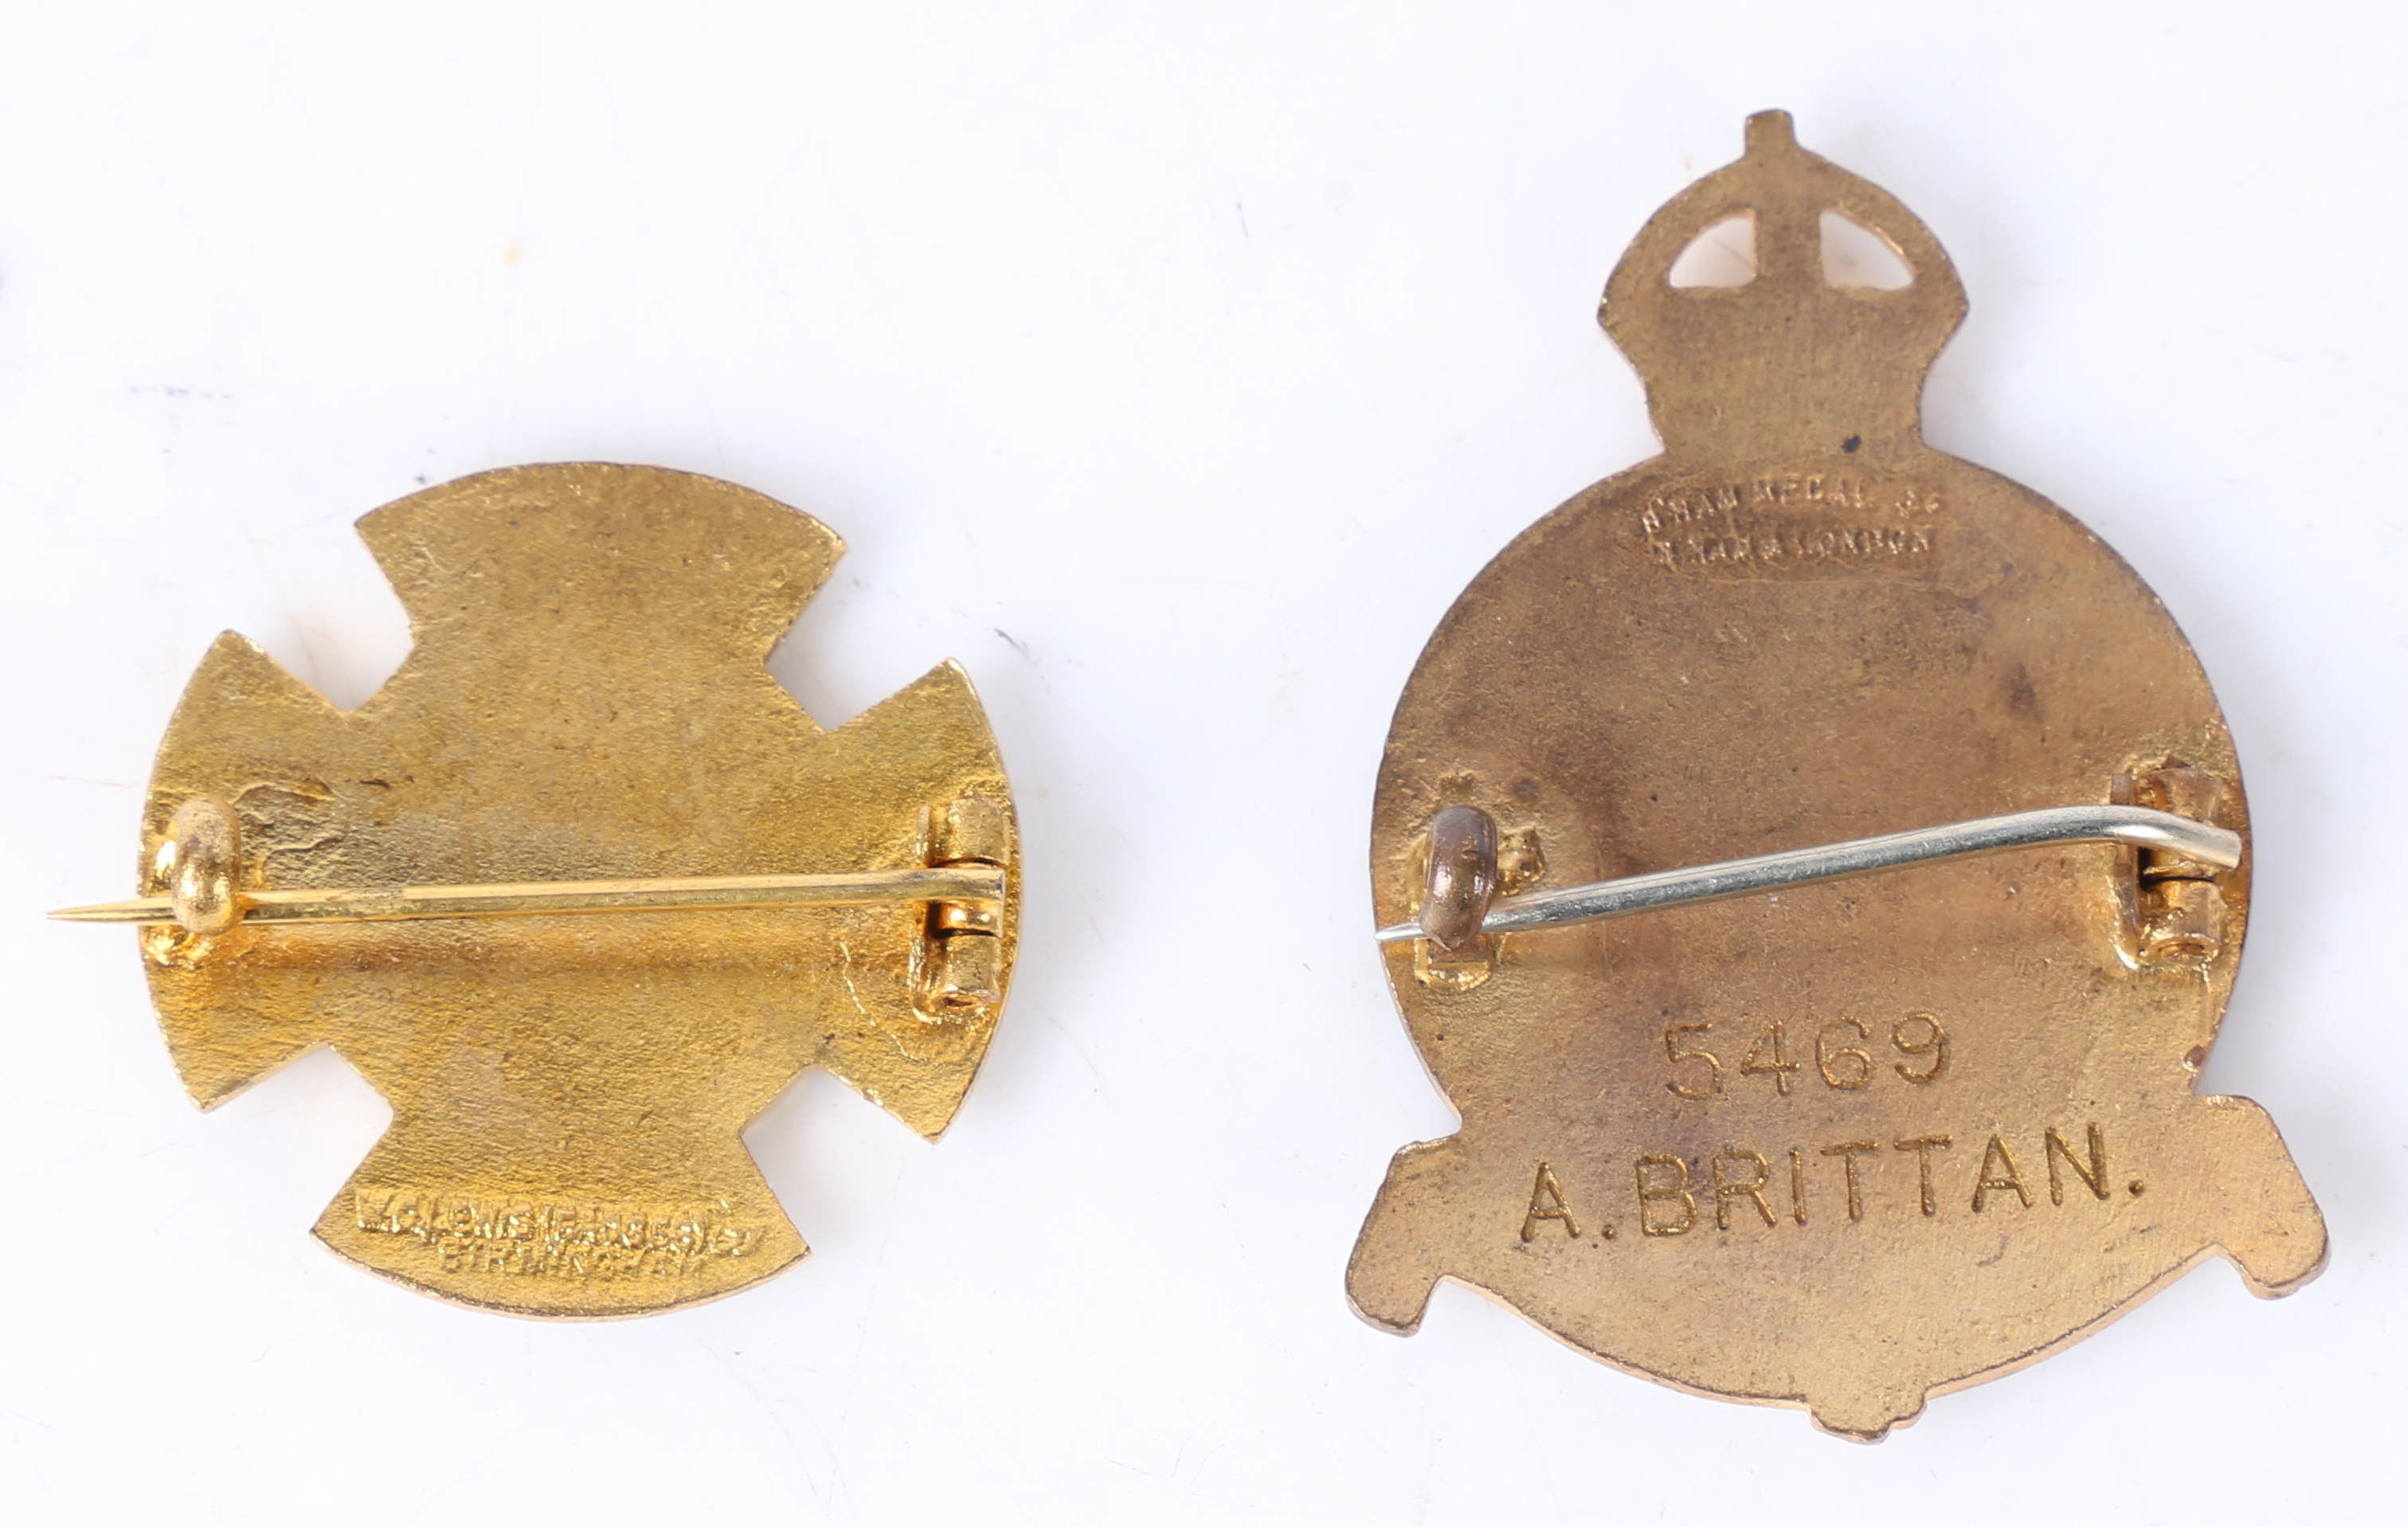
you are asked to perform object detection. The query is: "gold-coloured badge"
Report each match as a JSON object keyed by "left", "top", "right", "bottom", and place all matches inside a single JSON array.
[
  {"left": 57, "top": 464, "right": 1017, "bottom": 1318},
  {"left": 1346, "top": 112, "right": 2325, "bottom": 1438}
]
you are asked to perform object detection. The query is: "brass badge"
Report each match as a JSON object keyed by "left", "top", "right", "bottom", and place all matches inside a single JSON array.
[
  {"left": 57, "top": 464, "right": 1017, "bottom": 1318},
  {"left": 1347, "top": 114, "right": 2326, "bottom": 1438}
]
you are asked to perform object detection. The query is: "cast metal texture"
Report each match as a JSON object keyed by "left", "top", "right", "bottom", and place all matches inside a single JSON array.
[
  {"left": 1346, "top": 112, "right": 2325, "bottom": 1439},
  {"left": 135, "top": 464, "right": 1017, "bottom": 1318}
]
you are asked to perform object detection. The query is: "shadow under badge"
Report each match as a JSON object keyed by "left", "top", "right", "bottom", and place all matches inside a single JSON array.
[
  {"left": 1346, "top": 112, "right": 2324, "bottom": 1439},
  {"left": 57, "top": 463, "right": 1018, "bottom": 1318}
]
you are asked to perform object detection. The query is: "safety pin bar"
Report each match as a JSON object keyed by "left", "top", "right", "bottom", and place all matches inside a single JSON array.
[
  {"left": 53, "top": 866, "right": 1006, "bottom": 930},
  {"left": 1375, "top": 805, "right": 2240, "bottom": 946},
  {"left": 51, "top": 794, "right": 1010, "bottom": 938}
]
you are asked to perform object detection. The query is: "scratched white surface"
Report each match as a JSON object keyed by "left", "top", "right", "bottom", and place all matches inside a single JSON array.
[{"left": 2, "top": 4, "right": 2400, "bottom": 1522}]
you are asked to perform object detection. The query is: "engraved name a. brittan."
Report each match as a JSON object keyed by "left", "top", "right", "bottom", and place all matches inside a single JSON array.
[{"left": 1347, "top": 113, "right": 2325, "bottom": 1439}]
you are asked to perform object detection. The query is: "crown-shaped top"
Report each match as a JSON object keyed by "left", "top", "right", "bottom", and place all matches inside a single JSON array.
[{"left": 1599, "top": 111, "right": 1966, "bottom": 461}]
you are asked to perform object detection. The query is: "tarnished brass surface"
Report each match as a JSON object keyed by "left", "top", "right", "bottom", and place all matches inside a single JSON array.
[
  {"left": 124, "top": 464, "right": 1016, "bottom": 1318},
  {"left": 1348, "top": 112, "right": 2325, "bottom": 1439}
]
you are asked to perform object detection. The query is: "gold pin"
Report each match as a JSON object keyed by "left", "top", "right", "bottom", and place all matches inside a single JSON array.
[
  {"left": 56, "top": 463, "right": 1018, "bottom": 1318},
  {"left": 1346, "top": 112, "right": 2326, "bottom": 1439}
]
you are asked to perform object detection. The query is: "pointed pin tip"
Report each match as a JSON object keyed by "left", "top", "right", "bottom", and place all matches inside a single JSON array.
[{"left": 47, "top": 898, "right": 168, "bottom": 925}]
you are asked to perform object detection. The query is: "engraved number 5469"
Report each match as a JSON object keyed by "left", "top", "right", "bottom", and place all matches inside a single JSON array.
[{"left": 1664, "top": 1012, "right": 1948, "bottom": 1099}]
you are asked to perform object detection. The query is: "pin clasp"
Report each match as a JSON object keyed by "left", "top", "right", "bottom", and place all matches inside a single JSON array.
[{"left": 1384, "top": 797, "right": 2242, "bottom": 959}]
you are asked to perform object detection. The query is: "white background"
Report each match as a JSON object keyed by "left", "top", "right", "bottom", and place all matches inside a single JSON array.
[{"left": 2, "top": 4, "right": 2399, "bottom": 1521}]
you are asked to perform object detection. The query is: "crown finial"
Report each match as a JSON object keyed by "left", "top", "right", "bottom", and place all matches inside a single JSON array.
[{"left": 1601, "top": 108, "right": 1966, "bottom": 459}]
